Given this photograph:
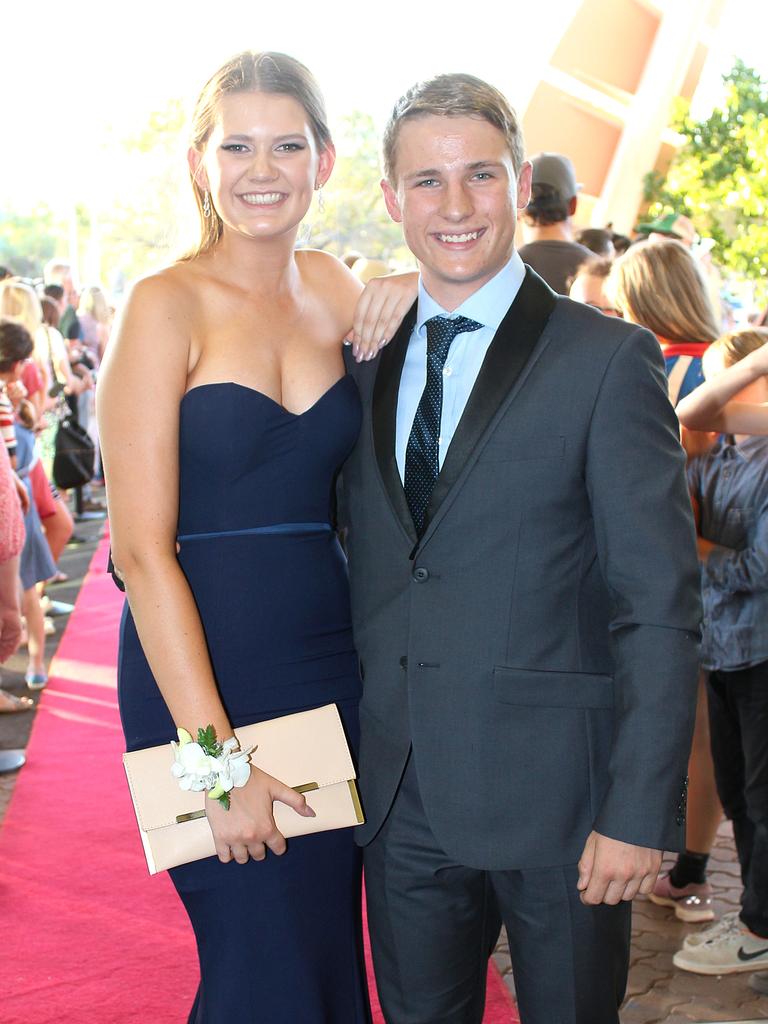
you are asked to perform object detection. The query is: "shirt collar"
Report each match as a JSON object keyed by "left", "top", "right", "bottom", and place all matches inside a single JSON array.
[
  {"left": 415, "top": 251, "right": 526, "bottom": 336},
  {"left": 719, "top": 433, "right": 768, "bottom": 461}
]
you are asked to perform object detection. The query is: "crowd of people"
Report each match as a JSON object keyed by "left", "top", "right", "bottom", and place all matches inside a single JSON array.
[
  {"left": 0, "top": 262, "right": 110, "bottom": 704},
  {"left": 1, "top": 49, "right": 767, "bottom": 1023},
  {"left": 511, "top": 149, "right": 768, "bottom": 985}
]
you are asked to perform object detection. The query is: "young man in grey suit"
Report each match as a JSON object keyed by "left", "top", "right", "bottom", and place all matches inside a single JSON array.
[{"left": 340, "top": 73, "right": 701, "bottom": 1024}]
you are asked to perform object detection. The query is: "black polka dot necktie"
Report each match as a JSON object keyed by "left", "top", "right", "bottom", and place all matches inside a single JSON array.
[{"left": 404, "top": 315, "right": 483, "bottom": 536}]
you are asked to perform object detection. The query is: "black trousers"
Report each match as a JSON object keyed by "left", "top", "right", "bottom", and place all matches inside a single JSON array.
[
  {"left": 363, "top": 755, "right": 631, "bottom": 1024},
  {"left": 708, "top": 661, "right": 768, "bottom": 938}
]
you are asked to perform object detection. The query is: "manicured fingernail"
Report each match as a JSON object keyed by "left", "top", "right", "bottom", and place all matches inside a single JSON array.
[{"left": 343, "top": 339, "right": 352, "bottom": 347}]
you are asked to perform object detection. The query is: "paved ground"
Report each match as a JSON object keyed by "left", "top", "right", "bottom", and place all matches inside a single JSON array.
[
  {"left": 491, "top": 821, "right": 768, "bottom": 1021},
  {"left": 1, "top": 511, "right": 767, "bottom": 1022}
]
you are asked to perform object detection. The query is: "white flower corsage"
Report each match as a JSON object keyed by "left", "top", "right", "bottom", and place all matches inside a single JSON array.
[{"left": 170, "top": 724, "right": 253, "bottom": 810}]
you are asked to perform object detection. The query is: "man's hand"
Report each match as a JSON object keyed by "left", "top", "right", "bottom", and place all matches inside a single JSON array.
[{"left": 577, "top": 831, "right": 661, "bottom": 905}]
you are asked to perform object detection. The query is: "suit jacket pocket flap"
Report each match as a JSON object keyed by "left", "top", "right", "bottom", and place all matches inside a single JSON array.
[
  {"left": 123, "top": 704, "right": 356, "bottom": 832},
  {"left": 493, "top": 667, "right": 614, "bottom": 708}
]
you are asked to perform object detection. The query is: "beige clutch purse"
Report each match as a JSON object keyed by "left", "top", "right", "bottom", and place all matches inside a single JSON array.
[{"left": 123, "top": 703, "right": 364, "bottom": 875}]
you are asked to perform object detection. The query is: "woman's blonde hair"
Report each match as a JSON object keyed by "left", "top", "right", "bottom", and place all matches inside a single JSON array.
[
  {"left": 184, "top": 51, "right": 332, "bottom": 261},
  {"left": 0, "top": 280, "right": 43, "bottom": 338},
  {"left": 78, "top": 285, "right": 110, "bottom": 323},
  {"left": 607, "top": 239, "right": 719, "bottom": 344},
  {"left": 708, "top": 326, "right": 768, "bottom": 367}
]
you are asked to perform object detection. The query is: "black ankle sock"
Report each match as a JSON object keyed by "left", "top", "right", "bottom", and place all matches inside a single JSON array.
[{"left": 669, "top": 850, "right": 709, "bottom": 887}]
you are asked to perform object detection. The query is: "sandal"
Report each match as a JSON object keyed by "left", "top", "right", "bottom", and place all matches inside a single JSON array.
[
  {"left": 25, "top": 671, "right": 48, "bottom": 691},
  {"left": 0, "top": 689, "right": 34, "bottom": 713}
]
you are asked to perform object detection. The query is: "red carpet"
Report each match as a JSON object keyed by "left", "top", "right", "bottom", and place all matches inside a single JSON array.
[{"left": 0, "top": 533, "right": 518, "bottom": 1024}]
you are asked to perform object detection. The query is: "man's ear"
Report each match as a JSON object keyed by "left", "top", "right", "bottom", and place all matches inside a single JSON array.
[
  {"left": 568, "top": 195, "right": 578, "bottom": 217},
  {"left": 516, "top": 160, "right": 532, "bottom": 210},
  {"left": 187, "top": 147, "right": 208, "bottom": 191},
  {"left": 380, "top": 177, "right": 403, "bottom": 224}
]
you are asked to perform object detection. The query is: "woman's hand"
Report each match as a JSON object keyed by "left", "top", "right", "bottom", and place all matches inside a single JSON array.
[
  {"left": 206, "top": 765, "right": 316, "bottom": 864},
  {"left": 347, "top": 271, "right": 419, "bottom": 362}
]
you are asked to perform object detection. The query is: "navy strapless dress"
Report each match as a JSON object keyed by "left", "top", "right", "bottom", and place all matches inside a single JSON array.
[{"left": 118, "top": 377, "right": 371, "bottom": 1024}]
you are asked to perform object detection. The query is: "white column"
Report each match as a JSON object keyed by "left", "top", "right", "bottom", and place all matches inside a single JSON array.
[{"left": 592, "top": 0, "right": 717, "bottom": 233}]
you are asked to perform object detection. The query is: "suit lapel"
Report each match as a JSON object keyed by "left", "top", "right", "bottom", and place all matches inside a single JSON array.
[
  {"left": 372, "top": 301, "right": 418, "bottom": 545},
  {"left": 422, "top": 268, "right": 557, "bottom": 537}
]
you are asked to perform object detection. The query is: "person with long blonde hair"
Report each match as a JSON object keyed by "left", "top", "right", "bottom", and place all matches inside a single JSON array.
[
  {"left": 98, "top": 50, "right": 414, "bottom": 1022},
  {"left": 0, "top": 281, "right": 86, "bottom": 399},
  {"left": 77, "top": 285, "right": 111, "bottom": 367},
  {"left": 608, "top": 238, "right": 720, "bottom": 406}
]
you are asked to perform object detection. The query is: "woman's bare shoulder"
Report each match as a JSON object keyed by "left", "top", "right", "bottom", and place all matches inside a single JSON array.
[{"left": 297, "top": 248, "right": 362, "bottom": 325}]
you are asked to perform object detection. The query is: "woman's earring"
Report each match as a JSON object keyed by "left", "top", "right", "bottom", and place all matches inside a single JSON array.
[
  {"left": 316, "top": 184, "right": 325, "bottom": 214},
  {"left": 203, "top": 191, "right": 211, "bottom": 218}
]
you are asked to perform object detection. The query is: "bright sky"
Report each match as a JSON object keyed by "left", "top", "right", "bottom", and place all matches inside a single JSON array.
[{"left": 2, "top": 0, "right": 766, "bottom": 213}]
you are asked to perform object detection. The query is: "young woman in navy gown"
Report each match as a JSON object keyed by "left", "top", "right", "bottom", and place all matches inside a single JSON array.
[{"left": 98, "top": 52, "right": 413, "bottom": 1023}]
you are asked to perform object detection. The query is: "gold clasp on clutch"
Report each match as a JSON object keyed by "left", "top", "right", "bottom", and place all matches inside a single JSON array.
[
  {"left": 176, "top": 809, "right": 207, "bottom": 824},
  {"left": 293, "top": 782, "right": 319, "bottom": 794}
]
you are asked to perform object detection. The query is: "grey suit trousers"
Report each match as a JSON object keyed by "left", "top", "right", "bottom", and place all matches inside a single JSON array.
[{"left": 364, "top": 754, "right": 631, "bottom": 1024}]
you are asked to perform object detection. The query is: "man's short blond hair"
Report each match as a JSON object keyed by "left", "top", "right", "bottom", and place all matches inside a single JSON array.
[{"left": 382, "top": 73, "right": 525, "bottom": 184}]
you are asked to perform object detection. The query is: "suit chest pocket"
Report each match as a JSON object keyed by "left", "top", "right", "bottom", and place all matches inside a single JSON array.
[{"left": 476, "top": 434, "right": 566, "bottom": 464}]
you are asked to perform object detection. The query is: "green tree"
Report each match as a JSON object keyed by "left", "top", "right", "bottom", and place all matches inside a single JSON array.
[
  {"left": 97, "top": 99, "right": 192, "bottom": 287},
  {"left": 644, "top": 60, "right": 768, "bottom": 298},
  {"left": 0, "top": 205, "right": 66, "bottom": 280},
  {"left": 311, "top": 111, "right": 412, "bottom": 267}
]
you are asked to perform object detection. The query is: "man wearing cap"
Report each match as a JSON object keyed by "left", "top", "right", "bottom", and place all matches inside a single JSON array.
[
  {"left": 518, "top": 152, "right": 594, "bottom": 294},
  {"left": 635, "top": 211, "right": 698, "bottom": 248}
]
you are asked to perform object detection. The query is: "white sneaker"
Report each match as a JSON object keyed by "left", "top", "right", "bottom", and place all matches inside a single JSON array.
[
  {"left": 673, "top": 920, "right": 768, "bottom": 974},
  {"left": 683, "top": 910, "right": 742, "bottom": 948}
]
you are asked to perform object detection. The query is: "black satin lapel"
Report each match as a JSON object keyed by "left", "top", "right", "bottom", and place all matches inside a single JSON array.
[
  {"left": 372, "top": 301, "right": 418, "bottom": 544},
  {"left": 423, "top": 270, "right": 557, "bottom": 534}
]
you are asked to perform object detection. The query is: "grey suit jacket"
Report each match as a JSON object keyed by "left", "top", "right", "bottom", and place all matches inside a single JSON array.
[{"left": 339, "top": 269, "right": 701, "bottom": 870}]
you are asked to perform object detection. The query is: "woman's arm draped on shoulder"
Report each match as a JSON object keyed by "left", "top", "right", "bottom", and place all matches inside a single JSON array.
[
  {"left": 300, "top": 249, "right": 417, "bottom": 359},
  {"left": 676, "top": 344, "right": 768, "bottom": 434},
  {"left": 97, "top": 275, "right": 232, "bottom": 740},
  {"left": 348, "top": 271, "right": 419, "bottom": 361}
]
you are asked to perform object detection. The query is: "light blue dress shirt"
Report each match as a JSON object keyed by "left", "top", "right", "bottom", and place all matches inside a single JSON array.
[{"left": 395, "top": 252, "right": 527, "bottom": 482}]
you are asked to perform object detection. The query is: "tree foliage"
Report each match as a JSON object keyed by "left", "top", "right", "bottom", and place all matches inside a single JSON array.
[
  {"left": 310, "top": 111, "right": 411, "bottom": 266},
  {"left": 0, "top": 206, "right": 65, "bottom": 280},
  {"left": 644, "top": 60, "right": 768, "bottom": 297}
]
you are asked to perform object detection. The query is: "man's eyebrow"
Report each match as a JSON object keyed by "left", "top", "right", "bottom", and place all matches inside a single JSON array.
[
  {"left": 404, "top": 159, "right": 504, "bottom": 181},
  {"left": 404, "top": 167, "right": 441, "bottom": 182}
]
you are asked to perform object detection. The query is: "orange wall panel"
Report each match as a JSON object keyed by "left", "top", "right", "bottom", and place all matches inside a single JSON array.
[
  {"left": 550, "top": 0, "right": 660, "bottom": 95},
  {"left": 522, "top": 82, "right": 622, "bottom": 198}
]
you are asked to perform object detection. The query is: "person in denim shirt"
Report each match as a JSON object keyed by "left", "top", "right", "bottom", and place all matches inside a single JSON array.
[{"left": 674, "top": 327, "right": 768, "bottom": 976}]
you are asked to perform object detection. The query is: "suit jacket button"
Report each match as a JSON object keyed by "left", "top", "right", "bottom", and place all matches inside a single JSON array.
[
  {"left": 399, "top": 656, "right": 408, "bottom": 670},
  {"left": 412, "top": 567, "right": 429, "bottom": 583}
]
